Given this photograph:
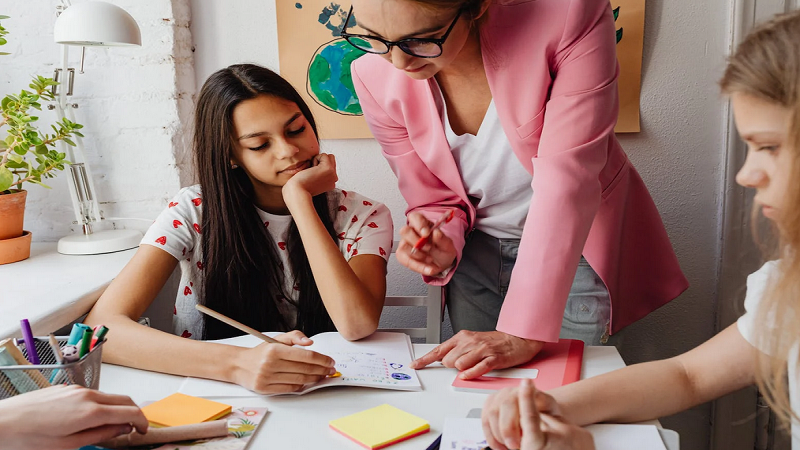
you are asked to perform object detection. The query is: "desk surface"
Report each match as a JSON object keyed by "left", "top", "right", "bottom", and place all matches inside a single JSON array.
[
  {"left": 100, "top": 344, "right": 630, "bottom": 449},
  {"left": 0, "top": 243, "right": 136, "bottom": 340}
]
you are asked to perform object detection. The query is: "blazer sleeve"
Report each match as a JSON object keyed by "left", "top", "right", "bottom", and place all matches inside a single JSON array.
[
  {"left": 352, "top": 61, "right": 470, "bottom": 286},
  {"left": 496, "top": 0, "right": 619, "bottom": 342}
]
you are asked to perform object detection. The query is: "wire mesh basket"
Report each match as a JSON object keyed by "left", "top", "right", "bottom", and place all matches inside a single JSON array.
[{"left": 0, "top": 335, "right": 104, "bottom": 400}]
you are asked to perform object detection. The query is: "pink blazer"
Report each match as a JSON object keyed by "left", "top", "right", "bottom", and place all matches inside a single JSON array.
[{"left": 352, "top": 0, "right": 688, "bottom": 342}]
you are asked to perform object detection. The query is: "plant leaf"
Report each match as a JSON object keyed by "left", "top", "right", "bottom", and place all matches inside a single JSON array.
[
  {"left": 29, "top": 179, "right": 51, "bottom": 189},
  {"left": 0, "top": 166, "right": 13, "bottom": 192}
]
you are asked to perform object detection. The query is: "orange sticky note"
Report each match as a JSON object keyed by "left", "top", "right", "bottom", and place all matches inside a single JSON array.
[
  {"left": 330, "top": 404, "right": 429, "bottom": 449},
  {"left": 142, "top": 393, "right": 232, "bottom": 427}
]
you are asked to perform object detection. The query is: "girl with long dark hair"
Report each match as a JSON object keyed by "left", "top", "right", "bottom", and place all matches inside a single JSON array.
[{"left": 85, "top": 64, "right": 393, "bottom": 394}]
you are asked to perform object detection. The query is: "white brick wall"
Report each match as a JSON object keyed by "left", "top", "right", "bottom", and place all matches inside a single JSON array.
[{"left": 1, "top": 0, "right": 194, "bottom": 239}]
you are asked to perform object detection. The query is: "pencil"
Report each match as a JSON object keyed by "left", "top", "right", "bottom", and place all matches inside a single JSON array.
[
  {"left": 194, "top": 304, "right": 286, "bottom": 345},
  {"left": 411, "top": 209, "right": 455, "bottom": 254}
]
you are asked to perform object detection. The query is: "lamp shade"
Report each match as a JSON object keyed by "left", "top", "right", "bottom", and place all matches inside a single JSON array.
[{"left": 54, "top": 1, "right": 141, "bottom": 47}]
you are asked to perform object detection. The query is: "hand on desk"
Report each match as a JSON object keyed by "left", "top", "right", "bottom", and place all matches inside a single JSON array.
[
  {"left": 410, "top": 330, "right": 545, "bottom": 378},
  {"left": 0, "top": 384, "right": 148, "bottom": 450},
  {"left": 396, "top": 212, "right": 457, "bottom": 276},
  {"left": 482, "top": 379, "right": 596, "bottom": 450},
  {"left": 233, "top": 330, "right": 337, "bottom": 394}
]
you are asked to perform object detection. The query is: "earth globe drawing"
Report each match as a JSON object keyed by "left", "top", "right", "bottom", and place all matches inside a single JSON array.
[{"left": 306, "top": 38, "right": 367, "bottom": 116}]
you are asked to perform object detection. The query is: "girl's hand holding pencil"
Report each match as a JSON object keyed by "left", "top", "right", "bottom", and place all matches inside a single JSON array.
[{"left": 195, "top": 305, "right": 337, "bottom": 394}]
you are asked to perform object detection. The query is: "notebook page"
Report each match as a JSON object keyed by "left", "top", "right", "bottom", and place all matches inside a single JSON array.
[
  {"left": 585, "top": 424, "right": 667, "bottom": 450},
  {"left": 178, "top": 332, "right": 420, "bottom": 397},
  {"left": 441, "top": 419, "right": 667, "bottom": 450},
  {"left": 293, "top": 332, "right": 421, "bottom": 394}
]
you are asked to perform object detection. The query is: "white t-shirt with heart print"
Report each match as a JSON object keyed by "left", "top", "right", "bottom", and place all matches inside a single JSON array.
[{"left": 141, "top": 185, "right": 394, "bottom": 340}]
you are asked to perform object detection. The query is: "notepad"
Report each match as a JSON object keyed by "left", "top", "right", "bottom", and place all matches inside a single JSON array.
[
  {"left": 142, "top": 393, "right": 232, "bottom": 427},
  {"left": 329, "top": 404, "right": 429, "bottom": 449},
  {"left": 452, "top": 339, "right": 583, "bottom": 393},
  {"left": 179, "top": 332, "right": 422, "bottom": 397}
]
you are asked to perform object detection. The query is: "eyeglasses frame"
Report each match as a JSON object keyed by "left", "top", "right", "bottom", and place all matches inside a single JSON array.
[{"left": 340, "top": 5, "right": 463, "bottom": 59}]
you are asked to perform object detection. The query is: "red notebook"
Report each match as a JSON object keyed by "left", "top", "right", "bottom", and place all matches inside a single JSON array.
[{"left": 451, "top": 339, "right": 584, "bottom": 393}]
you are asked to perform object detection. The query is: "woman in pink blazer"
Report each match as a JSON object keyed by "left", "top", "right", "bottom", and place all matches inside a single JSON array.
[{"left": 348, "top": 0, "right": 688, "bottom": 378}]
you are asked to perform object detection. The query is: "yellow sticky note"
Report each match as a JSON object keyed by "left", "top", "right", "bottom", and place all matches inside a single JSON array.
[
  {"left": 142, "top": 393, "right": 231, "bottom": 427},
  {"left": 329, "top": 404, "right": 429, "bottom": 449}
]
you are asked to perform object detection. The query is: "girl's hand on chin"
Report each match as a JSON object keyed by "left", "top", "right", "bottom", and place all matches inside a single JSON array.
[{"left": 283, "top": 153, "right": 338, "bottom": 201}]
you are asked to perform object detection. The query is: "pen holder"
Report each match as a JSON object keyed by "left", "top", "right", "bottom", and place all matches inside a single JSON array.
[{"left": 0, "top": 336, "right": 105, "bottom": 400}]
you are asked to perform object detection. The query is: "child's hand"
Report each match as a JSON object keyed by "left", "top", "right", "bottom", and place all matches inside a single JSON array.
[
  {"left": 283, "top": 153, "right": 338, "bottom": 201},
  {"left": 396, "top": 212, "right": 457, "bottom": 276},
  {"left": 234, "top": 330, "right": 337, "bottom": 394},
  {"left": 482, "top": 379, "right": 595, "bottom": 450},
  {"left": 0, "top": 384, "right": 148, "bottom": 450}
]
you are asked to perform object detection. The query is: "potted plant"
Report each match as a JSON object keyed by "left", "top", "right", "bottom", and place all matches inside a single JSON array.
[{"left": 0, "top": 14, "right": 82, "bottom": 264}]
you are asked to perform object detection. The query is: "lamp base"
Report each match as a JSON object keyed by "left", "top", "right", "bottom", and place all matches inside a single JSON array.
[{"left": 58, "top": 229, "right": 142, "bottom": 255}]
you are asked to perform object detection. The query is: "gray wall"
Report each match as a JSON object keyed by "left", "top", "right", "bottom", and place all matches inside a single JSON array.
[{"left": 611, "top": 0, "right": 730, "bottom": 448}]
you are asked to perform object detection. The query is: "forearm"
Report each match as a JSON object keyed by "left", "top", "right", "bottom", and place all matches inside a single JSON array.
[
  {"left": 551, "top": 358, "right": 704, "bottom": 425},
  {"left": 84, "top": 312, "right": 246, "bottom": 383},
  {"left": 286, "top": 192, "right": 383, "bottom": 340}
]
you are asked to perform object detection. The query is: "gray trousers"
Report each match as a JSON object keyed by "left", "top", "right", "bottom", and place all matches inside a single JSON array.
[{"left": 446, "top": 230, "right": 612, "bottom": 345}]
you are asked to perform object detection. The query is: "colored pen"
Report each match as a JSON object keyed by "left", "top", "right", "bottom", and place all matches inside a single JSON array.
[
  {"left": 195, "top": 304, "right": 286, "bottom": 345},
  {"left": 68, "top": 323, "right": 93, "bottom": 346},
  {"left": 19, "top": 319, "right": 39, "bottom": 364},
  {"left": 47, "top": 334, "right": 65, "bottom": 383},
  {"left": 90, "top": 325, "right": 109, "bottom": 350},
  {"left": 411, "top": 209, "right": 455, "bottom": 254},
  {"left": 78, "top": 328, "right": 93, "bottom": 358},
  {"left": 425, "top": 434, "right": 442, "bottom": 450}
]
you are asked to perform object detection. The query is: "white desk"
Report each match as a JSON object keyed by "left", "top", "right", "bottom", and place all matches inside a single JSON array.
[
  {"left": 0, "top": 243, "right": 136, "bottom": 340},
  {"left": 99, "top": 345, "right": 630, "bottom": 449}
]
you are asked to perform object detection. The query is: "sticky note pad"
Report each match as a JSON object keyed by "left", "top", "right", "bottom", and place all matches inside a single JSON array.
[
  {"left": 141, "top": 393, "right": 232, "bottom": 427},
  {"left": 329, "top": 404, "right": 429, "bottom": 449}
]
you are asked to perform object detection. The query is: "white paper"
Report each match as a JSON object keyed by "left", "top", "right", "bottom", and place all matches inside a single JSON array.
[
  {"left": 441, "top": 419, "right": 667, "bottom": 450},
  {"left": 482, "top": 368, "right": 539, "bottom": 379},
  {"left": 441, "top": 418, "right": 490, "bottom": 450},
  {"left": 585, "top": 424, "right": 667, "bottom": 450},
  {"left": 179, "top": 332, "right": 421, "bottom": 397}
]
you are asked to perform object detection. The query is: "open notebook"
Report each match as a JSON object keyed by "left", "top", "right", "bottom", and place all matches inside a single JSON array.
[
  {"left": 440, "top": 418, "right": 672, "bottom": 450},
  {"left": 179, "top": 332, "right": 421, "bottom": 397}
]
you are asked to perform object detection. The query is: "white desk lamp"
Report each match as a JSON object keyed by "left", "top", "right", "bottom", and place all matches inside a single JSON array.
[{"left": 53, "top": 1, "right": 144, "bottom": 255}]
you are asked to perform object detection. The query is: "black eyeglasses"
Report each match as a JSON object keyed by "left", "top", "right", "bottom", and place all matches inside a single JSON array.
[{"left": 340, "top": 6, "right": 462, "bottom": 59}]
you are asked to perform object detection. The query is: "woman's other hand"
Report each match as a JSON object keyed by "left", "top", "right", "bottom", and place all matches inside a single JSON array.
[{"left": 396, "top": 211, "right": 457, "bottom": 276}]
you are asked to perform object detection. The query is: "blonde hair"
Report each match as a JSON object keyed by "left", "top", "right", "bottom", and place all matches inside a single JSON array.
[{"left": 720, "top": 9, "right": 800, "bottom": 430}]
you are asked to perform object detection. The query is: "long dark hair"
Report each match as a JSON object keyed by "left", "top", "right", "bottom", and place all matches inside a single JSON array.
[{"left": 194, "top": 64, "right": 337, "bottom": 339}]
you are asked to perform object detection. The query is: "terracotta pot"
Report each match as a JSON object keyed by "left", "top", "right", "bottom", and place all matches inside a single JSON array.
[
  {"left": 0, "top": 189, "right": 27, "bottom": 240},
  {"left": 0, "top": 230, "right": 32, "bottom": 265}
]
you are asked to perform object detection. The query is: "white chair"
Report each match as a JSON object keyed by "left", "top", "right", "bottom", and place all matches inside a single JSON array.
[{"left": 380, "top": 241, "right": 443, "bottom": 344}]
